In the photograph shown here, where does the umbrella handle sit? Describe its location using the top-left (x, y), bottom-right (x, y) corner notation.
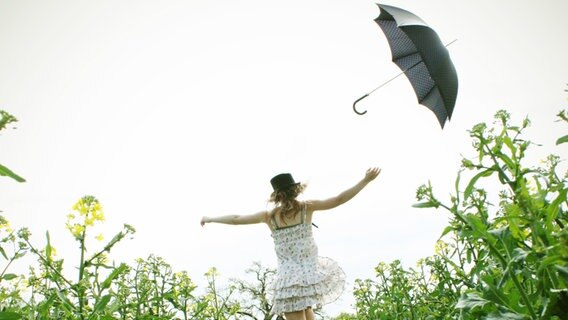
top-left (353, 94), bottom-right (370, 115)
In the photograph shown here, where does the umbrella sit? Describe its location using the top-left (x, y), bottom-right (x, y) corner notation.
top-left (353, 4), bottom-right (458, 128)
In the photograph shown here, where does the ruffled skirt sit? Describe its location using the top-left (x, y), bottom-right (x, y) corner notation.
top-left (270, 256), bottom-right (345, 314)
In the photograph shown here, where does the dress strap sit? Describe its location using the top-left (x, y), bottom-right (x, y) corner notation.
top-left (301, 202), bottom-right (307, 224)
top-left (270, 211), bottom-right (279, 229)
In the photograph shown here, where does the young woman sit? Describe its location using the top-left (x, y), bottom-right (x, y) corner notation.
top-left (200, 167), bottom-right (381, 320)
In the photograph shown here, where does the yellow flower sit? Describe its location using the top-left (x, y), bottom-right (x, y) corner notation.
top-left (85, 216), bottom-right (95, 226)
top-left (70, 224), bottom-right (85, 237)
top-left (95, 234), bottom-right (104, 241)
top-left (92, 208), bottom-right (105, 222)
top-left (72, 200), bottom-right (87, 215)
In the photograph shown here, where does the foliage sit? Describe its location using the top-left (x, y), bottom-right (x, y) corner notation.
top-left (350, 110), bottom-right (568, 320)
top-left (0, 198), bottom-right (286, 319)
top-left (351, 256), bottom-right (459, 320)
top-left (3, 108), bottom-right (567, 319)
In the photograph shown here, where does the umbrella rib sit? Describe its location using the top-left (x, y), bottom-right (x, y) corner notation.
top-left (393, 38), bottom-right (457, 63)
top-left (393, 50), bottom-right (421, 62)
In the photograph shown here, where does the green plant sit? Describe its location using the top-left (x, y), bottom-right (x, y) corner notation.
top-left (353, 110), bottom-right (568, 319)
top-left (7, 196), bottom-right (135, 319)
top-left (0, 196), bottom-right (253, 319)
top-left (421, 110), bottom-right (568, 319)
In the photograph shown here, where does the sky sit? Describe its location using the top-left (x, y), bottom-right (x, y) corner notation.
top-left (1, 0), bottom-right (567, 316)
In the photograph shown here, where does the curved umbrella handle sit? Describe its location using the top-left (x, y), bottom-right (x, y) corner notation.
top-left (353, 94), bottom-right (370, 115)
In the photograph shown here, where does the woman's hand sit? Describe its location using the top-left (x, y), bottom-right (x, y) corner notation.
top-left (200, 216), bottom-right (209, 227)
top-left (364, 167), bottom-right (381, 182)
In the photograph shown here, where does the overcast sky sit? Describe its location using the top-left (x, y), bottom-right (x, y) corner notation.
top-left (1, 0), bottom-right (567, 316)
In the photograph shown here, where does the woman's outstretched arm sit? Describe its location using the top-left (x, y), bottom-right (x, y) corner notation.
top-left (200, 211), bottom-right (268, 227)
top-left (309, 167), bottom-right (381, 212)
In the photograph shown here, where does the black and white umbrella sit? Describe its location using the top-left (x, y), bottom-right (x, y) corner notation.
top-left (354, 3), bottom-right (458, 128)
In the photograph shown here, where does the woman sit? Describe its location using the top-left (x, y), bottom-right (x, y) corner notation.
top-left (200, 167), bottom-right (381, 320)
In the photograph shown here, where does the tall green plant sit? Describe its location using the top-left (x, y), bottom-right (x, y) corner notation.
top-left (17, 196), bottom-right (135, 319)
top-left (0, 217), bottom-right (30, 320)
top-left (200, 267), bottom-right (240, 319)
top-left (352, 256), bottom-right (459, 320)
top-left (416, 110), bottom-right (567, 319)
top-left (352, 110), bottom-right (568, 320)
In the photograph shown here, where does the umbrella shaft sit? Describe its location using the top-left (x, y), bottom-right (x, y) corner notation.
top-left (368, 59), bottom-right (421, 95)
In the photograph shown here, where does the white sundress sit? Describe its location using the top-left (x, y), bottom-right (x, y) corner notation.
top-left (269, 203), bottom-right (346, 315)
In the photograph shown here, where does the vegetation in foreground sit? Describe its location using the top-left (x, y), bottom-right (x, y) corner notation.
top-left (1, 107), bottom-right (567, 319)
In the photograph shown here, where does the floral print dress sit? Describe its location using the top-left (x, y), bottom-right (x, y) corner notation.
top-left (269, 202), bottom-right (345, 315)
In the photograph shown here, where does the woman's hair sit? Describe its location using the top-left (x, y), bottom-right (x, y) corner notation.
top-left (269, 183), bottom-right (306, 224)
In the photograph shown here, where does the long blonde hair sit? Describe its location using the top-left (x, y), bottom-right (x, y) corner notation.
top-left (269, 183), bottom-right (306, 225)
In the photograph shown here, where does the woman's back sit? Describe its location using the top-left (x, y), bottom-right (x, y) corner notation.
top-left (271, 203), bottom-right (318, 264)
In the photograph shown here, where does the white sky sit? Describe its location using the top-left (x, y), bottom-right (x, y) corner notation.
top-left (1, 0), bottom-right (567, 316)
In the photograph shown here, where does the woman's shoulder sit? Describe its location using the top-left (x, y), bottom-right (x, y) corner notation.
top-left (266, 206), bottom-right (281, 219)
top-left (302, 200), bottom-right (314, 210)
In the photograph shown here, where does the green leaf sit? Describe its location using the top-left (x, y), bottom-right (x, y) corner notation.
top-left (484, 311), bottom-right (526, 320)
top-left (496, 152), bottom-right (516, 171)
top-left (0, 312), bottom-right (22, 320)
top-left (464, 168), bottom-right (495, 200)
top-left (488, 226), bottom-right (508, 239)
top-left (501, 205), bottom-right (523, 240)
top-left (546, 189), bottom-right (567, 229)
top-left (45, 231), bottom-right (52, 262)
top-left (90, 295), bottom-right (111, 317)
top-left (439, 226), bottom-right (454, 239)
top-left (465, 214), bottom-right (488, 234)
top-left (0, 246), bottom-right (7, 260)
top-left (37, 294), bottom-right (56, 316)
top-left (1, 273), bottom-right (18, 281)
top-left (556, 134), bottom-right (568, 145)
top-left (555, 265), bottom-right (568, 279)
top-left (503, 136), bottom-right (517, 155)
top-left (412, 201), bottom-right (439, 208)
top-left (455, 170), bottom-right (462, 204)
top-left (456, 292), bottom-right (491, 310)
top-left (480, 274), bottom-right (520, 313)
top-left (101, 263), bottom-right (127, 290)
top-left (55, 290), bottom-right (76, 312)
top-left (0, 164), bottom-right (25, 182)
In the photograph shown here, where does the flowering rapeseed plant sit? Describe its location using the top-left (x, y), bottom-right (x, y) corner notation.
top-left (66, 196), bottom-right (105, 240)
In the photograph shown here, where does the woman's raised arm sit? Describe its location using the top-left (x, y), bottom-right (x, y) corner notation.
top-left (309, 167), bottom-right (381, 212)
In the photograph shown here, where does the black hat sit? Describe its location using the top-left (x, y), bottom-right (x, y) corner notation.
top-left (270, 173), bottom-right (300, 192)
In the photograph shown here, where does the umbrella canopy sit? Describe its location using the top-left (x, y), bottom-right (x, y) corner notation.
top-left (355, 4), bottom-right (458, 128)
